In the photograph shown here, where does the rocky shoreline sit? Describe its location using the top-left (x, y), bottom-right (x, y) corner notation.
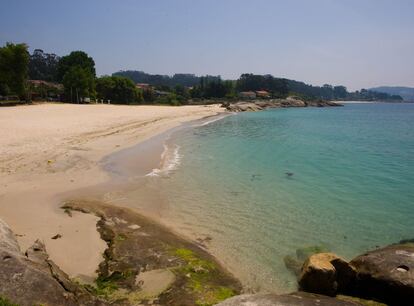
top-left (0, 201), bottom-right (241, 306)
top-left (223, 97), bottom-right (343, 112)
top-left (218, 242), bottom-right (414, 306)
top-left (2, 202), bottom-right (413, 306)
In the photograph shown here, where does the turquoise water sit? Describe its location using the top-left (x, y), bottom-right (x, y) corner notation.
top-left (156, 103), bottom-right (414, 292)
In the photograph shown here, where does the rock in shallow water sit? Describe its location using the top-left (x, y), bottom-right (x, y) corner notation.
top-left (299, 253), bottom-right (356, 296)
top-left (350, 243), bottom-right (414, 305)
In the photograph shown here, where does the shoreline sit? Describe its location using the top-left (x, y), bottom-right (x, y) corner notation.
top-left (0, 103), bottom-right (225, 282)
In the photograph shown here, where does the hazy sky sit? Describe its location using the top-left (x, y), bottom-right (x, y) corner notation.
top-left (1, 0), bottom-right (413, 90)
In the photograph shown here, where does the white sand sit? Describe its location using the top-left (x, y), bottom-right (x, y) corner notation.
top-left (0, 103), bottom-right (223, 281)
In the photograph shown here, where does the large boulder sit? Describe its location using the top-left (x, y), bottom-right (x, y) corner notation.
top-left (299, 253), bottom-right (356, 296)
top-left (350, 243), bottom-right (414, 305)
top-left (0, 218), bottom-right (105, 306)
top-left (215, 291), bottom-right (363, 306)
top-left (0, 218), bottom-right (20, 253)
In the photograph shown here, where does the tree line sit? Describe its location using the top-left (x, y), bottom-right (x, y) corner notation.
top-left (0, 42), bottom-right (403, 105)
top-left (0, 43), bottom-right (142, 104)
top-left (115, 70), bottom-right (403, 102)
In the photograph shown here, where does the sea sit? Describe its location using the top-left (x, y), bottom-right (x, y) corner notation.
top-left (110, 102), bottom-right (414, 293)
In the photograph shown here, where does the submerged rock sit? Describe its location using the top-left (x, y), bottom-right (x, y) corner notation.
top-left (284, 255), bottom-right (303, 277)
top-left (296, 245), bottom-right (330, 262)
top-left (216, 291), bottom-right (363, 306)
top-left (299, 253), bottom-right (356, 296)
top-left (284, 245), bottom-right (330, 277)
top-left (350, 243), bottom-right (414, 305)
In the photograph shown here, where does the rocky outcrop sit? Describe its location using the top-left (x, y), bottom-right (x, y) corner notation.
top-left (350, 243), bottom-right (414, 305)
top-left (224, 98), bottom-right (343, 112)
top-left (225, 102), bottom-right (265, 112)
top-left (215, 291), bottom-right (363, 306)
top-left (0, 218), bottom-right (105, 306)
top-left (299, 253), bottom-right (356, 296)
top-left (62, 200), bottom-right (242, 306)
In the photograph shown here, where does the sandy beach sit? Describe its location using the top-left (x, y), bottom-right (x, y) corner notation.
top-left (0, 103), bottom-right (224, 282)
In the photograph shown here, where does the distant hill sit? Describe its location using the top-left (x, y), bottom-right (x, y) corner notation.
top-left (370, 86), bottom-right (414, 102)
top-left (113, 70), bottom-right (403, 102)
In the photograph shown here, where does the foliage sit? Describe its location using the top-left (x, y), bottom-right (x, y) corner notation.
top-left (28, 49), bottom-right (60, 82)
top-left (286, 79), bottom-right (403, 101)
top-left (0, 296), bottom-right (19, 306)
top-left (0, 42), bottom-right (30, 97)
top-left (236, 73), bottom-right (288, 98)
top-left (191, 77), bottom-right (233, 99)
top-left (62, 66), bottom-right (95, 102)
top-left (57, 51), bottom-right (96, 102)
top-left (174, 248), bottom-right (236, 306)
top-left (156, 92), bottom-right (181, 105)
top-left (57, 51), bottom-right (96, 82)
top-left (113, 70), bottom-right (211, 87)
top-left (96, 75), bottom-right (143, 104)
top-left (28, 81), bottom-right (63, 101)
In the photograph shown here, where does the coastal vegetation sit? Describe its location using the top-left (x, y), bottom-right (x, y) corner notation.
top-left (0, 296), bottom-right (18, 306)
top-left (0, 42), bottom-right (403, 106)
top-left (0, 43), bottom-right (29, 100)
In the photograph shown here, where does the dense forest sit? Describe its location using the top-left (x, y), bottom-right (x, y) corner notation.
top-left (0, 42), bottom-right (403, 105)
top-left (114, 70), bottom-right (403, 102)
top-left (112, 70), bottom-right (212, 87)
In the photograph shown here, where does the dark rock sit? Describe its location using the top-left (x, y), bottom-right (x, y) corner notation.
top-left (398, 238), bottom-right (414, 244)
top-left (51, 234), bottom-right (62, 239)
top-left (299, 253), bottom-right (356, 296)
top-left (284, 255), bottom-right (303, 277)
top-left (350, 243), bottom-right (414, 305)
top-left (0, 218), bottom-right (105, 306)
top-left (216, 291), bottom-right (363, 305)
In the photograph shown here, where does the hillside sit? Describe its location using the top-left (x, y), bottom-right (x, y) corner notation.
top-left (370, 86), bottom-right (414, 102)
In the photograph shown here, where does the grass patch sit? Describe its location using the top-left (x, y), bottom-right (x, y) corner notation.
top-left (85, 269), bottom-right (138, 301)
top-left (195, 287), bottom-right (235, 306)
top-left (0, 296), bottom-right (19, 306)
top-left (174, 248), bottom-right (235, 305)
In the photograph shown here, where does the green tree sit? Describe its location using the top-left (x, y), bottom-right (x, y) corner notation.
top-left (57, 51), bottom-right (96, 82)
top-left (96, 76), bottom-right (143, 104)
top-left (28, 49), bottom-right (60, 82)
top-left (58, 51), bottom-right (96, 102)
top-left (0, 43), bottom-right (30, 97)
top-left (62, 66), bottom-right (95, 102)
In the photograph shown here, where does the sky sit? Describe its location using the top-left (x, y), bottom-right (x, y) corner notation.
top-left (1, 0), bottom-right (413, 90)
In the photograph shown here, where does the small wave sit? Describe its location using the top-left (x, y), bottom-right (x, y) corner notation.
top-left (198, 115), bottom-right (228, 126)
top-left (146, 144), bottom-right (181, 177)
